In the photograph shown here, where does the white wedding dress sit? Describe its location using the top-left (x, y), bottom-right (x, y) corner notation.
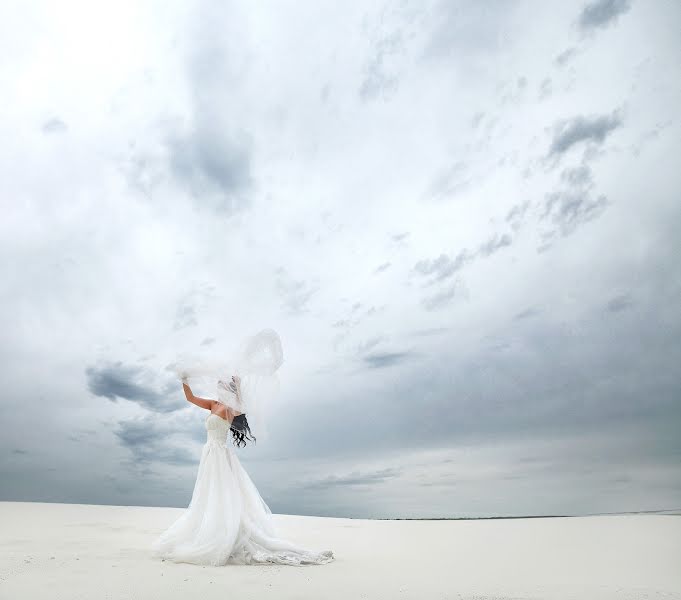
top-left (151, 413), bottom-right (334, 566)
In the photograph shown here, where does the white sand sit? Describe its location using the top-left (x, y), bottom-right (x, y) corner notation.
top-left (0, 501), bottom-right (679, 599)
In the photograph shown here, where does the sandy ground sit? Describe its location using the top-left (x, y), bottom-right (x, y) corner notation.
top-left (0, 501), bottom-right (679, 600)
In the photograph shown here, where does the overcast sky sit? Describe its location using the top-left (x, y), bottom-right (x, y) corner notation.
top-left (1, 0), bottom-right (680, 519)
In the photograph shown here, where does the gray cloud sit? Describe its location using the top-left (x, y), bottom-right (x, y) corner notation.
top-left (413, 230), bottom-right (512, 308)
top-left (275, 268), bottom-right (318, 316)
top-left (560, 164), bottom-right (593, 187)
top-left (513, 307), bottom-right (542, 320)
top-left (425, 161), bottom-right (473, 202)
top-left (269, 293), bottom-right (681, 475)
top-left (356, 336), bottom-right (385, 355)
top-left (421, 280), bottom-right (464, 311)
top-left (414, 230), bottom-right (513, 287)
top-left (423, 0), bottom-right (515, 64)
top-left (165, 124), bottom-right (253, 214)
top-left (174, 302), bottom-right (198, 330)
top-left (578, 0), bottom-right (632, 32)
top-left (86, 363), bottom-right (180, 413)
top-left (366, 305), bottom-right (387, 317)
top-left (548, 110), bottom-right (623, 158)
top-left (114, 416), bottom-right (197, 465)
top-left (300, 467), bottom-right (401, 491)
top-left (538, 77), bottom-right (553, 101)
top-left (120, 2), bottom-right (256, 214)
top-left (122, 128), bottom-right (253, 216)
top-left (554, 47), bottom-right (578, 67)
top-left (506, 200), bottom-right (531, 231)
top-left (413, 250), bottom-right (473, 284)
top-left (605, 293), bottom-right (634, 313)
top-left (41, 118), bottom-right (67, 134)
top-left (477, 233), bottom-right (513, 258)
top-left (332, 318), bottom-right (355, 329)
top-left (374, 262), bottom-right (391, 274)
top-left (359, 30), bottom-right (404, 102)
top-left (2, 0), bottom-right (680, 519)
top-left (363, 351), bottom-right (416, 369)
top-left (541, 189), bottom-right (608, 240)
top-left (540, 164), bottom-right (609, 241)
top-left (409, 327), bottom-right (450, 337)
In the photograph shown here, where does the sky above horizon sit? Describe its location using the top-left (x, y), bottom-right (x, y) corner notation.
top-left (1, 0), bottom-right (680, 518)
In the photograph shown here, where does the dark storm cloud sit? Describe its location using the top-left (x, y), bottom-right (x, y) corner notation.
top-left (363, 351), bottom-right (416, 369)
top-left (86, 362), bottom-right (181, 413)
top-left (548, 110), bottom-right (623, 158)
top-left (300, 467), bottom-right (401, 490)
top-left (578, 0), bottom-right (632, 32)
top-left (41, 118), bottom-right (67, 134)
top-left (114, 416), bottom-right (197, 465)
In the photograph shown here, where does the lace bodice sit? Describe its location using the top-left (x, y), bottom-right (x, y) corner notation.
top-left (206, 413), bottom-right (231, 446)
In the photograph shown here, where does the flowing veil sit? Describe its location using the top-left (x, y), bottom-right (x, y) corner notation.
top-left (166, 328), bottom-right (284, 441)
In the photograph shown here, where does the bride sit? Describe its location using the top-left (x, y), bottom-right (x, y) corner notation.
top-left (151, 331), bottom-right (334, 567)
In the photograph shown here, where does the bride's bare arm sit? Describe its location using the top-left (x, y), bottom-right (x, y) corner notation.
top-left (182, 382), bottom-right (214, 411)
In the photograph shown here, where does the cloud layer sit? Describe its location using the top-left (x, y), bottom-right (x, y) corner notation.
top-left (1, 0), bottom-right (680, 518)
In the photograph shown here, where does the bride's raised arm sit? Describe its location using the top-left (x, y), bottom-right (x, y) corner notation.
top-left (182, 381), bottom-right (214, 411)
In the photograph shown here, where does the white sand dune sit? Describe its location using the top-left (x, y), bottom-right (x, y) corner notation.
top-left (1, 501), bottom-right (679, 599)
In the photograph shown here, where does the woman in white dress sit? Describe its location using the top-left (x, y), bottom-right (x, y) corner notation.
top-left (151, 357), bottom-right (335, 567)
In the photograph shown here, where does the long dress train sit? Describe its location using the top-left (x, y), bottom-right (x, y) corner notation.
top-left (151, 413), bottom-right (334, 566)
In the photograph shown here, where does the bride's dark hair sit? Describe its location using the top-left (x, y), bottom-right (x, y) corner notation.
top-left (230, 414), bottom-right (256, 447)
